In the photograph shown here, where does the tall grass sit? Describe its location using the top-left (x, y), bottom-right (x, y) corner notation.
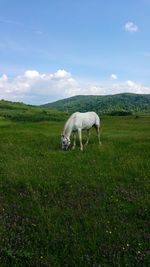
top-left (0, 116), bottom-right (150, 267)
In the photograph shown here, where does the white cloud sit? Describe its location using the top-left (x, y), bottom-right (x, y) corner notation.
top-left (110, 74), bottom-right (118, 80)
top-left (0, 70), bottom-right (150, 104)
top-left (0, 74), bottom-right (8, 82)
top-left (125, 80), bottom-right (148, 94)
top-left (124, 21), bottom-right (138, 32)
top-left (0, 69), bottom-right (81, 104)
top-left (24, 70), bottom-right (40, 79)
top-left (53, 69), bottom-right (71, 79)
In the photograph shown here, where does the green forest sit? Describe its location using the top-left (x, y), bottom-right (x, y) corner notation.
top-left (42, 93), bottom-right (150, 115)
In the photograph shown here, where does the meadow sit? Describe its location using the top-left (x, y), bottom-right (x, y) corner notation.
top-left (0, 114), bottom-right (150, 267)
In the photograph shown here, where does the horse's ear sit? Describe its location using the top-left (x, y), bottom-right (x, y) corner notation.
top-left (61, 134), bottom-right (64, 137)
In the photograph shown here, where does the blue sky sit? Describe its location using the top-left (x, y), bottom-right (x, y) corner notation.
top-left (0, 0), bottom-right (150, 104)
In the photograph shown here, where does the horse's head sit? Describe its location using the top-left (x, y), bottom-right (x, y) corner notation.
top-left (61, 134), bottom-right (71, 150)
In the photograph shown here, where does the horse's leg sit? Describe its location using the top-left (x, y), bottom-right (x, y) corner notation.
top-left (95, 124), bottom-right (101, 145)
top-left (85, 129), bottom-right (90, 146)
top-left (72, 132), bottom-right (76, 150)
top-left (78, 129), bottom-right (83, 151)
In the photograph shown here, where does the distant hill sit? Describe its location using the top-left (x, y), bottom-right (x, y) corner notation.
top-left (42, 93), bottom-right (150, 114)
top-left (0, 100), bottom-right (67, 122)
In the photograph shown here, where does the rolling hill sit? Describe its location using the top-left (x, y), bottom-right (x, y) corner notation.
top-left (42, 93), bottom-right (150, 114)
top-left (0, 100), bottom-right (67, 122)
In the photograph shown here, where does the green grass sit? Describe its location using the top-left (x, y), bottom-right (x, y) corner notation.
top-left (0, 116), bottom-right (150, 267)
top-left (0, 99), bottom-right (68, 122)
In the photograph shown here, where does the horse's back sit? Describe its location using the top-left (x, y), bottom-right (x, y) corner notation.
top-left (72, 111), bottom-right (100, 130)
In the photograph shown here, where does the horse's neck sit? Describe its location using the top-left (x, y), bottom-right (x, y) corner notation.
top-left (63, 119), bottom-right (73, 138)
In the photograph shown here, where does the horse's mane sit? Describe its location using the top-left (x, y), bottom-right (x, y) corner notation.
top-left (64, 112), bottom-right (79, 134)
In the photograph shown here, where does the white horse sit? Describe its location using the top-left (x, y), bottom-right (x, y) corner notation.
top-left (61, 111), bottom-right (101, 151)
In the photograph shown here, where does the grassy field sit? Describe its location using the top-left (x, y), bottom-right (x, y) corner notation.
top-left (0, 115), bottom-right (150, 267)
top-left (0, 100), bottom-right (68, 122)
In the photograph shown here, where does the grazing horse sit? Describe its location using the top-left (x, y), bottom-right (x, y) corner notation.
top-left (61, 111), bottom-right (101, 151)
